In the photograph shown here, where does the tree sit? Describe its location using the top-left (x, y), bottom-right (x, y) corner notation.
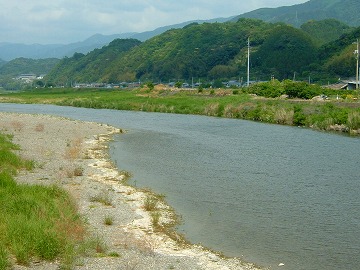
top-left (253, 25), bottom-right (317, 79)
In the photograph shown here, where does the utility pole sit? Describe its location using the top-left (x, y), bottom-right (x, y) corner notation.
top-left (357, 39), bottom-right (359, 90)
top-left (247, 37), bottom-right (250, 87)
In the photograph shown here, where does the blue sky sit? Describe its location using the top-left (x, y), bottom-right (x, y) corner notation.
top-left (0, 0), bottom-right (308, 44)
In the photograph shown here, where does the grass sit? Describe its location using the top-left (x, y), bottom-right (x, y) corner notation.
top-left (65, 138), bottom-right (83, 160)
top-left (143, 195), bottom-right (158, 211)
top-left (150, 212), bottom-right (161, 229)
top-left (0, 132), bottom-right (88, 269)
top-left (1, 87), bottom-right (360, 135)
top-left (104, 215), bottom-right (114, 226)
top-left (89, 190), bottom-right (113, 206)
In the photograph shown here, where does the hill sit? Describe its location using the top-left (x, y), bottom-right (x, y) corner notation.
top-left (0, 34), bottom-right (133, 61)
top-left (0, 59), bottom-right (6, 68)
top-left (44, 17), bottom-right (360, 86)
top-left (0, 58), bottom-right (60, 90)
top-left (45, 19), bottom-right (321, 85)
top-left (0, 58), bottom-right (59, 77)
top-left (0, 18), bottom-right (233, 61)
top-left (233, 0), bottom-right (360, 27)
top-left (45, 39), bottom-right (141, 86)
top-left (300, 19), bottom-right (353, 46)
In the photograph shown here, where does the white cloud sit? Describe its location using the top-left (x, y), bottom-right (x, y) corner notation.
top-left (0, 0), bottom-right (308, 44)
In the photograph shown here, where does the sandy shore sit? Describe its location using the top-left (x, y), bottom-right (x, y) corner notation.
top-left (0, 112), bottom-right (261, 270)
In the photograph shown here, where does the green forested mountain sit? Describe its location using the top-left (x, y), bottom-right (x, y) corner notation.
top-left (0, 57), bottom-right (60, 90)
top-left (0, 58), bottom-right (59, 77)
top-left (251, 25), bottom-right (317, 79)
top-left (317, 27), bottom-right (360, 78)
top-left (46, 39), bottom-right (141, 85)
top-left (0, 59), bottom-right (6, 68)
top-left (44, 17), bottom-right (358, 86)
top-left (300, 19), bottom-right (353, 46)
top-left (234, 0), bottom-right (360, 27)
top-left (45, 19), bottom-right (314, 85)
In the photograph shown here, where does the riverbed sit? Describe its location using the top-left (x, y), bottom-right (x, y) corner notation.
top-left (1, 103), bottom-right (359, 270)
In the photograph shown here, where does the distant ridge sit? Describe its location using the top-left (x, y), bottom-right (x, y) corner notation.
top-left (0, 17), bottom-right (233, 61)
top-left (232, 0), bottom-right (360, 27)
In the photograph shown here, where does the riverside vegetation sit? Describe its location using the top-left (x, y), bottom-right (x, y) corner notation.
top-left (0, 132), bottom-right (109, 270)
top-left (1, 80), bottom-right (360, 135)
top-left (0, 133), bottom-right (79, 269)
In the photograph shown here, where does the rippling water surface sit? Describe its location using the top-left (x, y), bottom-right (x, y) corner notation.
top-left (1, 103), bottom-right (359, 270)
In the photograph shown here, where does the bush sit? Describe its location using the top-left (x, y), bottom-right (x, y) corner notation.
top-left (248, 80), bottom-right (284, 98)
top-left (293, 105), bottom-right (306, 126)
top-left (284, 80), bottom-right (320, 99)
top-left (143, 195), bottom-right (157, 211)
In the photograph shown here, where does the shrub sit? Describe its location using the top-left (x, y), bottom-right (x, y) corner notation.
top-left (143, 195), bottom-right (157, 211)
top-left (293, 105), bottom-right (306, 126)
top-left (74, 166), bottom-right (84, 176)
top-left (104, 215), bottom-right (114, 226)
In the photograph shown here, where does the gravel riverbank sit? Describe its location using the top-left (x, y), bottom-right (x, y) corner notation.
top-left (0, 112), bottom-right (262, 270)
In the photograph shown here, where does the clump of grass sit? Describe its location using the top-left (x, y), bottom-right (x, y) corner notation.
top-left (104, 215), bottom-right (114, 226)
top-left (150, 211), bottom-right (161, 229)
top-left (348, 111), bottom-right (360, 131)
top-left (64, 138), bottom-right (83, 159)
top-left (74, 166), bottom-right (84, 176)
top-left (63, 166), bottom-right (84, 178)
top-left (93, 235), bottom-right (108, 254)
top-left (34, 123), bottom-right (45, 132)
top-left (89, 190), bottom-right (113, 206)
top-left (76, 235), bottom-right (108, 258)
top-left (10, 121), bottom-right (24, 131)
top-left (108, 251), bottom-right (120, 257)
top-left (119, 170), bottom-right (132, 181)
top-left (143, 195), bottom-right (158, 211)
top-left (0, 132), bottom-right (88, 268)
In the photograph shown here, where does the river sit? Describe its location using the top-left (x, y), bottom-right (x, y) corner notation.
top-left (1, 103), bottom-right (359, 270)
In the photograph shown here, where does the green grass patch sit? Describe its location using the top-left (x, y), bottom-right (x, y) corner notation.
top-left (1, 87), bottom-right (360, 134)
top-left (0, 132), bottom-right (88, 269)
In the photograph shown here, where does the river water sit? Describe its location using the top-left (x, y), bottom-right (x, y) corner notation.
top-left (1, 103), bottom-right (359, 270)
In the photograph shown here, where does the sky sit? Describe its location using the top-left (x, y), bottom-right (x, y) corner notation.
top-left (0, 0), bottom-right (308, 45)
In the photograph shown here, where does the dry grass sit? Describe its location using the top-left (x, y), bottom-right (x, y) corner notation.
top-left (204, 103), bottom-right (220, 116)
top-left (274, 108), bottom-right (294, 125)
top-left (34, 123), bottom-right (45, 132)
top-left (73, 166), bottom-right (84, 176)
top-left (143, 195), bottom-right (158, 211)
top-left (10, 121), bottom-right (24, 131)
top-left (65, 138), bottom-right (83, 159)
top-left (89, 190), bottom-right (113, 206)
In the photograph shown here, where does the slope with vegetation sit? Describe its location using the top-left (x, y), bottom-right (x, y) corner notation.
top-left (43, 17), bottom-right (360, 86)
top-left (234, 0), bottom-right (360, 28)
top-left (0, 133), bottom-right (84, 269)
top-left (45, 38), bottom-right (141, 86)
top-left (300, 19), bottom-right (353, 46)
top-left (0, 58), bottom-right (59, 90)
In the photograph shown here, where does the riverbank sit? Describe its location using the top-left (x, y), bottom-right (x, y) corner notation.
top-left (0, 112), bottom-right (261, 270)
top-left (1, 87), bottom-right (360, 136)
